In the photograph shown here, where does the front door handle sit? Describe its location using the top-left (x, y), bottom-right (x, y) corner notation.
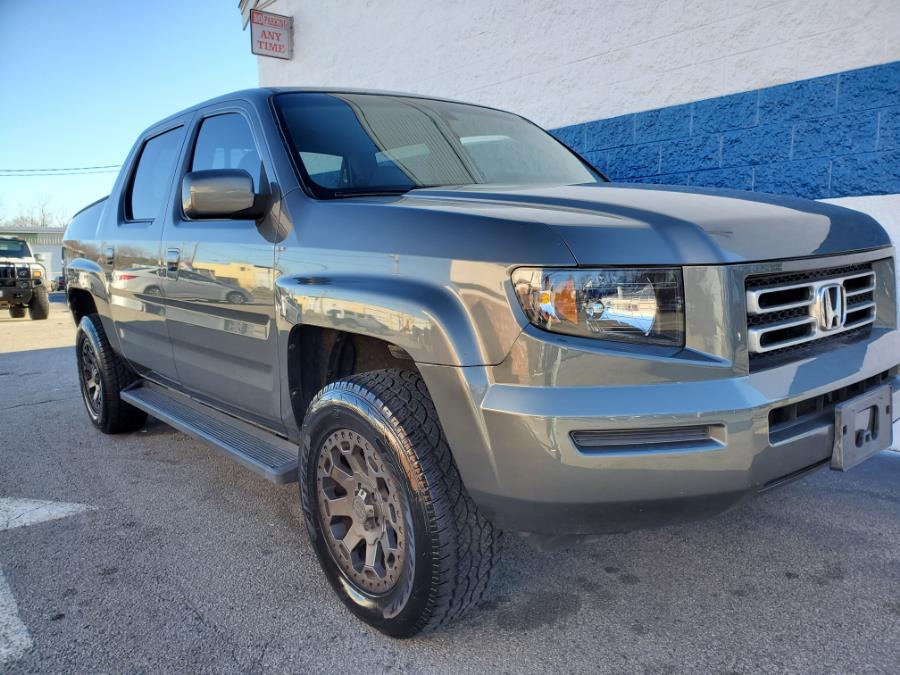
top-left (166, 248), bottom-right (180, 276)
top-left (105, 246), bottom-right (115, 266)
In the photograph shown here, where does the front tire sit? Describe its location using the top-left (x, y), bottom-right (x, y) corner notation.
top-left (28, 285), bottom-right (50, 320)
top-left (299, 369), bottom-right (499, 638)
top-left (9, 305), bottom-right (26, 319)
top-left (76, 314), bottom-right (147, 434)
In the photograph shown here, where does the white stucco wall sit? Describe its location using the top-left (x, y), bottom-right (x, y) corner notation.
top-left (257, 0), bottom-right (900, 128)
top-left (823, 195), bottom-right (900, 299)
top-left (830, 195), bottom-right (900, 451)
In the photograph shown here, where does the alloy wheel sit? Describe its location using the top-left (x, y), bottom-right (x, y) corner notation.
top-left (316, 428), bottom-right (410, 594)
top-left (79, 339), bottom-right (103, 417)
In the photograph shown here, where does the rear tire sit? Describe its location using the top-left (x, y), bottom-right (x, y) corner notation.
top-left (28, 286), bottom-right (50, 320)
top-left (299, 369), bottom-right (500, 638)
top-left (76, 314), bottom-right (147, 434)
top-left (9, 305), bottom-right (26, 319)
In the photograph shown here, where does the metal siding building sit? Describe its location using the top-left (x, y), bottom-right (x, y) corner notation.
top-left (0, 227), bottom-right (65, 278)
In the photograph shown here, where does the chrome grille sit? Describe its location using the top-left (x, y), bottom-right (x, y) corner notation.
top-left (746, 262), bottom-right (876, 360)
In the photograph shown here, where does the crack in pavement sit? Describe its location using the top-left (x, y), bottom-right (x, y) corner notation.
top-left (0, 398), bottom-right (69, 412)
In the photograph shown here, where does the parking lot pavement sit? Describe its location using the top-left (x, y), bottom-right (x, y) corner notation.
top-left (1, 296), bottom-right (898, 674)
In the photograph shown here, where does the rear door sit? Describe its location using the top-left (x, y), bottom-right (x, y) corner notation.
top-left (161, 105), bottom-right (281, 429)
top-left (107, 121), bottom-right (188, 382)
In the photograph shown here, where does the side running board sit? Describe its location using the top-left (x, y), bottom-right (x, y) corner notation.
top-left (121, 381), bottom-right (298, 483)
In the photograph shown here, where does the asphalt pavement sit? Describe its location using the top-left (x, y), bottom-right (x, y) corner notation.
top-left (1, 296), bottom-right (898, 674)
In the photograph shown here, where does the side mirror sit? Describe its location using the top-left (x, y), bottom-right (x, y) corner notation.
top-left (181, 169), bottom-right (265, 220)
top-left (35, 253), bottom-right (47, 263)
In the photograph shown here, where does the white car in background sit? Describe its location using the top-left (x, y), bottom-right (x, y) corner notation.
top-left (111, 265), bottom-right (252, 304)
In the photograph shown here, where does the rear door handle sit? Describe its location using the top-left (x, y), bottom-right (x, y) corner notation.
top-left (166, 248), bottom-right (180, 277)
top-left (105, 246), bottom-right (114, 266)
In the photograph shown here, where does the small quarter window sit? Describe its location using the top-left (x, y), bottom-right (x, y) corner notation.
top-left (191, 114), bottom-right (262, 189)
top-left (127, 128), bottom-right (183, 221)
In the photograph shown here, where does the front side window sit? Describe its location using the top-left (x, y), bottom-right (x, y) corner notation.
top-left (127, 127), bottom-right (184, 220)
top-left (275, 93), bottom-right (601, 198)
top-left (191, 113), bottom-right (262, 190)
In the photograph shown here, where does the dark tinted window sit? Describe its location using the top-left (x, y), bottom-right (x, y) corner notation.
top-left (191, 114), bottom-right (262, 189)
top-left (127, 128), bottom-right (183, 220)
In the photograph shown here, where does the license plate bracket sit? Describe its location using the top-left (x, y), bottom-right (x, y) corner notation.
top-left (832, 384), bottom-right (893, 471)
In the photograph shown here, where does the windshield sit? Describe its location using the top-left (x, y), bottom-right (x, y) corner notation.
top-left (275, 92), bottom-right (601, 198)
top-left (0, 239), bottom-right (31, 258)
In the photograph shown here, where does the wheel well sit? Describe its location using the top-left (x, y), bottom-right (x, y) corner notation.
top-left (68, 288), bottom-right (97, 324)
top-left (288, 326), bottom-right (419, 426)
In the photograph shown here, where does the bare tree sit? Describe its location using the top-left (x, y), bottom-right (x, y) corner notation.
top-left (33, 194), bottom-right (53, 228)
top-left (3, 197), bottom-right (67, 229)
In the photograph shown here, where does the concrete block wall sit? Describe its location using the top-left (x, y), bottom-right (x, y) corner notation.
top-left (551, 61), bottom-right (900, 199)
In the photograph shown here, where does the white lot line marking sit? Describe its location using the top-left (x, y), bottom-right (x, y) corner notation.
top-left (0, 498), bottom-right (95, 664)
top-left (0, 571), bottom-right (30, 664)
top-left (0, 499), bottom-right (94, 532)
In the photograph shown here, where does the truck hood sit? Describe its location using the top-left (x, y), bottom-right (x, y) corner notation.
top-left (0, 256), bottom-right (37, 265)
top-left (405, 183), bottom-right (891, 265)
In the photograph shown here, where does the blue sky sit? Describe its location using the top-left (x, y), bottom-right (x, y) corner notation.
top-left (0, 0), bottom-right (258, 223)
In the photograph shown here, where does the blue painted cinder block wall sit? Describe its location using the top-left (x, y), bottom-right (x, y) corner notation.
top-left (550, 61), bottom-right (900, 199)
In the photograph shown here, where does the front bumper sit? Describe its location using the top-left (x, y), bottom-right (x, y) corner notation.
top-left (0, 285), bottom-right (34, 306)
top-left (420, 307), bottom-right (900, 536)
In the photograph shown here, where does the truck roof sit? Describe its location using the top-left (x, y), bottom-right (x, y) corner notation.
top-left (146, 87), bottom-right (483, 133)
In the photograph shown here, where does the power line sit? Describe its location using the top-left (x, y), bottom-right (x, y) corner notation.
top-left (0, 164), bottom-right (121, 172)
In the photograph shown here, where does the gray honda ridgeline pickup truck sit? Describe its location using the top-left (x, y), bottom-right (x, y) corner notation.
top-left (64, 89), bottom-right (899, 637)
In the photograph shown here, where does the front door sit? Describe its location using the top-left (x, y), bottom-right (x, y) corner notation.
top-left (161, 107), bottom-right (281, 429)
top-left (108, 121), bottom-right (187, 383)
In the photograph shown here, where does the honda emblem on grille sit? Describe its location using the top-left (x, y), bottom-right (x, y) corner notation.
top-left (816, 283), bottom-right (846, 331)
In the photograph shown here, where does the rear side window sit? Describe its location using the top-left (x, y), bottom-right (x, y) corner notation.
top-left (191, 113), bottom-right (262, 189)
top-left (127, 128), bottom-right (184, 220)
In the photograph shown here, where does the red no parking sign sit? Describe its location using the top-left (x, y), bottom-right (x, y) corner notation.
top-left (250, 9), bottom-right (292, 60)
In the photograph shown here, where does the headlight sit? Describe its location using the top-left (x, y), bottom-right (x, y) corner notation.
top-left (16, 267), bottom-right (29, 278)
top-left (512, 267), bottom-right (685, 346)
